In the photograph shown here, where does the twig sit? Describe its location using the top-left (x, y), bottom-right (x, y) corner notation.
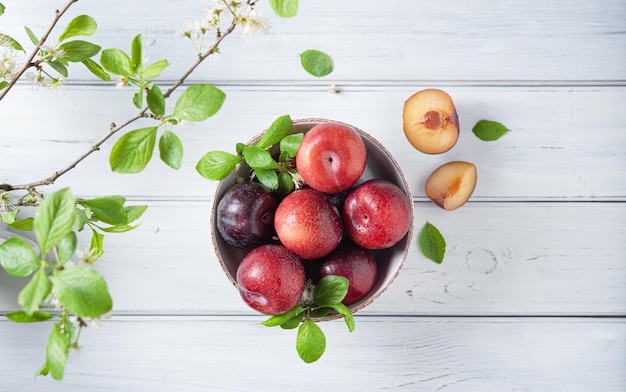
top-left (0, 0), bottom-right (78, 101)
top-left (1, 15), bottom-right (240, 193)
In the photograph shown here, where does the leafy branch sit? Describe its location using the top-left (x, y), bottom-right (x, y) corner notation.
top-left (262, 275), bottom-right (355, 363)
top-left (0, 0), bottom-right (287, 381)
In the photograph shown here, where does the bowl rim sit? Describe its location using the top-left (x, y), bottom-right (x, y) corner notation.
top-left (211, 118), bottom-right (414, 320)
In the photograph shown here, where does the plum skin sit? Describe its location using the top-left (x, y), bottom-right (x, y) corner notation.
top-left (342, 179), bottom-right (412, 250)
top-left (274, 188), bottom-right (343, 260)
top-left (314, 243), bottom-right (378, 305)
top-left (216, 182), bottom-right (278, 248)
top-left (236, 244), bottom-right (306, 315)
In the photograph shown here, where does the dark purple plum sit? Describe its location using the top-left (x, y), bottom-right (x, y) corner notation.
top-left (312, 242), bottom-right (378, 305)
top-left (216, 182), bottom-right (278, 248)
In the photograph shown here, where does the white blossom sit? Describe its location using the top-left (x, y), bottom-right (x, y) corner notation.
top-left (237, 5), bottom-right (271, 35)
top-left (0, 48), bottom-right (18, 81)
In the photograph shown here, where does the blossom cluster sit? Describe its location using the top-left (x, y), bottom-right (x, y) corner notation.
top-left (176, 0), bottom-right (271, 52)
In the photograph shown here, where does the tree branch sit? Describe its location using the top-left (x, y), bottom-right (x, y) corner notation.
top-left (0, 0), bottom-right (79, 102)
top-left (1, 14), bottom-right (242, 194)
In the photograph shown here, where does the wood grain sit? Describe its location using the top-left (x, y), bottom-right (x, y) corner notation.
top-left (0, 0), bottom-right (624, 390)
top-left (2, 86), bottom-right (625, 200)
top-left (1, 316), bottom-right (624, 391)
top-left (1, 0), bottom-right (624, 82)
top-left (2, 202), bottom-right (624, 316)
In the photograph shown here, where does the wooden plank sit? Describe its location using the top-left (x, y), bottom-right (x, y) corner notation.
top-left (2, 202), bottom-right (624, 315)
top-left (1, 1), bottom-right (624, 82)
top-left (2, 86), bottom-right (625, 200)
top-left (0, 316), bottom-right (624, 391)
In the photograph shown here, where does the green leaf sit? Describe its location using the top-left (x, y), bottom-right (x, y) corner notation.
top-left (0, 237), bottom-right (40, 277)
top-left (56, 231), bottom-right (77, 265)
top-left (59, 15), bottom-right (97, 42)
top-left (419, 221), bottom-right (446, 264)
top-left (278, 171), bottom-right (294, 194)
top-left (159, 130), bottom-right (183, 170)
top-left (1, 209), bottom-right (17, 224)
top-left (74, 208), bottom-right (90, 231)
top-left (110, 127), bottom-right (157, 173)
top-left (125, 205), bottom-right (147, 223)
top-left (8, 217), bottom-right (34, 231)
top-left (296, 318), bottom-right (326, 363)
top-left (133, 90), bottom-right (143, 109)
top-left (280, 133), bottom-right (303, 159)
top-left (313, 307), bottom-right (331, 318)
top-left (53, 266), bottom-right (113, 318)
top-left (89, 229), bottom-right (104, 260)
top-left (0, 81), bottom-right (8, 91)
top-left (98, 223), bottom-right (138, 233)
top-left (300, 49), bottom-right (333, 77)
top-left (141, 59), bottom-right (169, 78)
top-left (235, 142), bottom-right (246, 155)
top-left (330, 303), bottom-right (355, 332)
top-left (24, 26), bottom-right (39, 45)
top-left (78, 196), bottom-right (127, 225)
top-left (18, 268), bottom-right (52, 316)
top-left (0, 33), bottom-right (24, 52)
top-left (58, 40), bottom-right (101, 62)
top-left (35, 363), bottom-right (50, 378)
top-left (100, 48), bottom-right (133, 77)
top-left (47, 60), bottom-right (68, 77)
top-left (257, 115), bottom-right (292, 149)
top-left (269, 0), bottom-right (298, 17)
top-left (131, 34), bottom-right (142, 74)
top-left (472, 119), bottom-right (510, 141)
top-left (313, 275), bottom-right (349, 307)
top-left (243, 145), bottom-right (280, 170)
top-left (0, 4), bottom-right (4, 16)
top-left (147, 85), bottom-right (165, 116)
top-left (196, 151), bottom-right (242, 180)
top-left (46, 322), bottom-right (70, 381)
top-left (5, 310), bottom-right (53, 323)
top-left (82, 59), bottom-right (110, 81)
top-left (280, 313), bottom-right (304, 330)
top-left (173, 84), bottom-right (225, 122)
top-left (255, 169), bottom-right (279, 190)
top-left (262, 306), bottom-right (305, 327)
top-left (34, 187), bottom-right (76, 255)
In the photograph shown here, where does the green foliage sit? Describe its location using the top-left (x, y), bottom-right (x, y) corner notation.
top-left (269, 0), bottom-right (298, 18)
top-left (34, 187), bottom-right (76, 255)
top-left (300, 49), bottom-right (333, 77)
top-left (195, 115), bottom-right (301, 191)
top-left (419, 221), bottom-right (446, 264)
top-left (18, 268), bottom-right (52, 316)
top-left (5, 310), bottom-right (53, 323)
top-left (0, 237), bottom-right (40, 277)
top-left (109, 127), bottom-right (157, 173)
top-left (297, 318), bottom-right (326, 363)
top-left (45, 322), bottom-right (71, 380)
top-left (54, 266), bottom-right (113, 318)
top-left (173, 84), bottom-right (226, 122)
top-left (147, 85), bottom-right (165, 116)
top-left (58, 15), bottom-right (97, 42)
top-left (196, 151), bottom-right (242, 180)
top-left (0, 3), bottom-right (5, 16)
top-left (262, 275), bottom-right (353, 363)
top-left (159, 130), bottom-right (183, 170)
top-left (0, 33), bottom-right (25, 52)
top-left (472, 119), bottom-right (510, 141)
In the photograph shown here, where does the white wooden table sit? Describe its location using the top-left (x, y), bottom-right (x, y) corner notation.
top-left (1, 1), bottom-right (625, 390)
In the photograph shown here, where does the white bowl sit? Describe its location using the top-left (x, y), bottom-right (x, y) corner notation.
top-left (211, 118), bottom-right (414, 319)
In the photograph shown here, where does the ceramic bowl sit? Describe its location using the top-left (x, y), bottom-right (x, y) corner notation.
top-left (211, 118), bottom-right (414, 319)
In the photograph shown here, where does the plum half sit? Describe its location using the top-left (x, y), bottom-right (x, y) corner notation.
top-left (425, 161), bottom-right (477, 210)
top-left (402, 89), bottom-right (460, 154)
